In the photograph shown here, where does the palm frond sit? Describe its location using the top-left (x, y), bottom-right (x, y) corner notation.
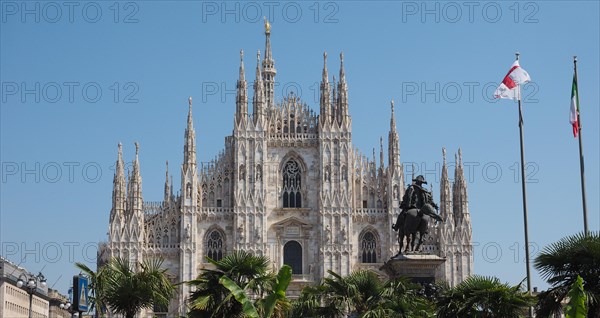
top-left (534, 232), bottom-right (600, 317)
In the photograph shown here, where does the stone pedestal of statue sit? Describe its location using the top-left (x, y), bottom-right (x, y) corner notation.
top-left (380, 253), bottom-right (446, 284)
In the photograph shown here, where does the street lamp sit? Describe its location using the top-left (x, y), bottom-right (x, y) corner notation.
top-left (16, 272), bottom-right (47, 318)
top-left (60, 286), bottom-right (80, 318)
top-left (60, 301), bottom-right (80, 317)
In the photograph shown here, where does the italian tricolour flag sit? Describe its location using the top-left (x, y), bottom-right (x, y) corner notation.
top-left (570, 74), bottom-right (580, 138)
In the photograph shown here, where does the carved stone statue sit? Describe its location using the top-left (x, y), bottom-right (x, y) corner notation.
top-left (239, 164), bottom-right (246, 180)
top-left (324, 224), bottom-right (331, 243)
top-left (238, 223), bottom-right (245, 242)
top-left (256, 165), bottom-right (262, 181)
top-left (255, 227), bottom-right (261, 240)
top-left (392, 175), bottom-right (443, 255)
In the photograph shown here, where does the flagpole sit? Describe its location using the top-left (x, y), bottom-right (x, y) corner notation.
top-left (574, 56), bottom-right (589, 234)
top-left (515, 52), bottom-right (533, 318)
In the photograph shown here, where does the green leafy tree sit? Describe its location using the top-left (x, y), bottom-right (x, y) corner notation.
top-left (76, 258), bottom-right (175, 318)
top-left (436, 275), bottom-right (535, 318)
top-left (534, 232), bottom-right (600, 318)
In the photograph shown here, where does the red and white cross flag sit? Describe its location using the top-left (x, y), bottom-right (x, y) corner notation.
top-left (494, 60), bottom-right (531, 100)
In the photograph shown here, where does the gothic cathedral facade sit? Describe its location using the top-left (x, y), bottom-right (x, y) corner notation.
top-left (100, 25), bottom-right (473, 317)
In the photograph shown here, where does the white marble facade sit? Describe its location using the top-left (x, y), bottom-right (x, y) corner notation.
top-left (99, 25), bottom-right (473, 317)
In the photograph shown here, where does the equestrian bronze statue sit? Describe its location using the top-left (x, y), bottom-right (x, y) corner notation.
top-left (392, 175), bottom-right (443, 255)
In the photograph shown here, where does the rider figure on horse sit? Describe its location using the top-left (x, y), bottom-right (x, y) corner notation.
top-left (392, 175), bottom-right (442, 231)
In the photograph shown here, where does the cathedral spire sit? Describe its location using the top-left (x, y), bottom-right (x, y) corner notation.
top-left (253, 50), bottom-right (265, 123)
top-left (453, 148), bottom-right (470, 226)
top-left (322, 51), bottom-right (329, 81)
top-left (132, 142), bottom-right (141, 185)
top-left (262, 18), bottom-right (276, 108)
top-left (115, 142), bottom-right (125, 186)
top-left (239, 49), bottom-right (245, 80)
top-left (183, 97), bottom-right (197, 173)
top-left (339, 52), bottom-right (346, 83)
top-left (125, 142), bottom-right (144, 251)
top-left (388, 100), bottom-right (401, 169)
top-left (263, 17), bottom-right (272, 59)
top-left (170, 175), bottom-right (174, 199)
top-left (332, 75), bottom-right (338, 123)
top-left (337, 52), bottom-right (349, 125)
top-left (256, 50), bottom-right (262, 78)
top-left (379, 137), bottom-right (384, 170)
top-left (440, 147), bottom-right (453, 221)
top-left (164, 160), bottom-right (171, 203)
top-left (127, 142), bottom-right (142, 215)
top-left (320, 51), bottom-right (331, 126)
top-left (187, 96), bottom-right (193, 128)
top-left (236, 49), bottom-right (248, 125)
top-left (372, 147), bottom-right (376, 172)
top-left (390, 99), bottom-right (396, 130)
top-left (117, 142), bottom-right (124, 172)
top-left (110, 143), bottom-right (126, 224)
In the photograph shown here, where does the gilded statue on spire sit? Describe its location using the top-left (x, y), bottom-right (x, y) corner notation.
top-left (264, 17), bottom-right (271, 34)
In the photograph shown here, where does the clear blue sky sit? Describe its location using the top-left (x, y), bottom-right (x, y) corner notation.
top-left (1, 1), bottom-right (599, 294)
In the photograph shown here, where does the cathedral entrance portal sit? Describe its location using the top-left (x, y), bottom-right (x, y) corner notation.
top-left (283, 240), bottom-right (302, 274)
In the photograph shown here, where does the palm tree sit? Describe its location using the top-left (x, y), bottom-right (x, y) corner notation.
top-left (290, 270), bottom-right (433, 318)
top-left (344, 270), bottom-right (385, 316)
top-left (436, 275), bottom-right (535, 318)
top-left (219, 264), bottom-right (293, 318)
top-left (314, 270), bottom-right (356, 317)
top-left (75, 262), bottom-right (108, 317)
top-left (187, 251), bottom-right (273, 317)
top-left (379, 277), bottom-right (435, 317)
top-left (289, 284), bottom-right (331, 317)
top-left (77, 257), bottom-right (175, 318)
top-left (534, 232), bottom-right (600, 318)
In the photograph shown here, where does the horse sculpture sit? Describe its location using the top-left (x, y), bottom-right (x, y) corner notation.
top-left (396, 203), bottom-right (442, 255)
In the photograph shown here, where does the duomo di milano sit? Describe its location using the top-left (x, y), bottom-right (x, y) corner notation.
top-left (99, 22), bottom-right (473, 316)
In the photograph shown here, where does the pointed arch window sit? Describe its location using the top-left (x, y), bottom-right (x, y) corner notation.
top-left (201, 184), bottom-right (208, 206)
top-left (361, 231), bottom-right (377, 263)
top-left (284, 240), bottom-right (302, 274)
top-left (206, 230), bottom-right (224, 261)
top-left (283, 160), bottom-right (301, 208)
top-left (170, 225), bottom-right (177, 243)
top-left (162, 228), bottom-right (169, 245)
top-left (209, 191), bottom-right (215, 206)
